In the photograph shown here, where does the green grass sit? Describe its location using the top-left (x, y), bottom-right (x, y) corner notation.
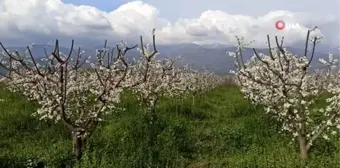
top-left (0, 85), bottom-right (339, 168)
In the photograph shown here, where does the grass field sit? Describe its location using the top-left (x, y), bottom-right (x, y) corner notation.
top-left (0, 84), bottom-right (339, 167)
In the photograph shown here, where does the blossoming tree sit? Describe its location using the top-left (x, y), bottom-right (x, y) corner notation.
top-left (126, 34), bottom-right (204, 115)
top-left (0, 36), bottom-right (148, 159)
top-left (128, 44), bottom-right (223, 115)
top-left (229, 28), bottom-right (340, 159)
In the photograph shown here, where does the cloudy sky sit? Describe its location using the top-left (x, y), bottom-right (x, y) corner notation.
top-left (0, 0), bottom-right (339, 47)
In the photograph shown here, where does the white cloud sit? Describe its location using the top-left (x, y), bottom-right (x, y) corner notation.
top-left (0, 0), bottom-right (338, 48)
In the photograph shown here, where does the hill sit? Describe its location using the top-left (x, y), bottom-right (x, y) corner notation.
top-left (0, 43), bottom-right (335, 76)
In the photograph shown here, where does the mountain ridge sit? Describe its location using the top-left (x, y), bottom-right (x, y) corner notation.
top-left (0, 43), bottom-right (337, 75)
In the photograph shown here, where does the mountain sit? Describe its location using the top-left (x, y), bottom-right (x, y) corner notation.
top-left (0, 43), bottom-right (337, 76)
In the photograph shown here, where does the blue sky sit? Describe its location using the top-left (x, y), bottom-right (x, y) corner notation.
top-left (62, 0), bottom-right (124, 12)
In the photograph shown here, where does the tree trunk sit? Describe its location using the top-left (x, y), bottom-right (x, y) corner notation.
top-left (298, 135), bottom-right (308, 159)
top-left (72, 132), bottom-right (87, 160)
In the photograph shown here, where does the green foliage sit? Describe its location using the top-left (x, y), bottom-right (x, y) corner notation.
top-left (0, 85), bottom-right (338, 167)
